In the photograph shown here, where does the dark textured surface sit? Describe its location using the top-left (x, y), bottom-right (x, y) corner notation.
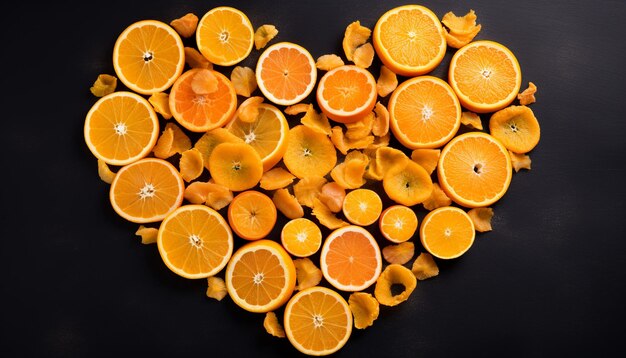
top-left (2, 1), bottom-right (625, 356)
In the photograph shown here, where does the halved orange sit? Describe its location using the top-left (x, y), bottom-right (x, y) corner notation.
top-left (225, 239), bottom-right (296, 313)
top-left (420, 206), bottom-right (475, 259)
top-left (342, 189), bottom-right (383, 226)
top-left (438, 131), bottom-right (512, 207)
top-left (283, 125), bottom-right (337, 178)
top-left (84, 92), bottom-right (159, 166)
top-left (228, 190), bottom-right (277, 240)
top-left (227, 103), bottom-right (290, 172)
top-left (373, 5), bottom-right (446, 76)
top-left (281, 218), bottom-right (322, 257)
top-left (157, 205), bottom-right (233, 278)
top-left (316, 65), bottom-right (377, 124)
top-left (379, 205), bottom-right (418, 243)
top-left (208, 142), bottom-right (263, 192)
top-left (449, 40), bottom-right (522, 113)
top-left (284, 286), bottom-right (352, 356)
top-left (388, 76), bottom-right (461, 149)
top-left (196, 7), bottom-right (254, 66)
top-left (320, 225), bottom-right (382, 292)
top-left (109, 158), bottom-right (184, 223)
top-left (169, 68), bottom-right (237, 132)
top-left (113, 20), bottom-right (185, 95)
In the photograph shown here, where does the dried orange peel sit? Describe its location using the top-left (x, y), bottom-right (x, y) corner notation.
top-left (90, 74), bottom-right (117, 97)
top-left (518, 82), bottom-right (537, 105)
top-left (468, 207), bottom-right (494, 232)
top-left (135, 225), bottom-right (158, 244)
top-left (343, 21), bottom-right (371, 61)
top-left (264, 311), bottom-right (286, 338)
top-left (510, 151), bottom-right (532, 172)
top-left (489, 105), bottom-right (541, 153)
top-left (273, 188), bottom-right (305, 220)
top-left (441, 10), bottom-right (482, 48)
top-left (231, 66), bottom-right (257, 97)
top-left (348, 292), bottom-right (379, 329)
top-left (97, 159), bottom-right (116, 184)
top-left (374, 264), bottom-right (417, 306)
top-left (382, 242), bottom-right (415, 265)
top-left (254, 24), bottom-right (279, 50)
top-left (411, 253), bottom-right (439, 280)
top-left (170, 13), bottom-right (198, 38)
top-left (316, 54), bottom-right (345, 71)
top-left (206, 276), bottom-right (228, 301)
top-left (293, 257), bottom-right (323, 290)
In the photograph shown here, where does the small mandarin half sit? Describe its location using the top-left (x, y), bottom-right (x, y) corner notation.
top-left (228, 190), bottom-right (277, 240)
top-left (316, 65), bottom-right (377, 123)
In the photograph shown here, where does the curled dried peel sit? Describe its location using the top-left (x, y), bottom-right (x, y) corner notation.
top-left (410, 149), bottom-right (440, 175)
top-left (148, 92), bottom-right (172, 120)
top-left (194, 128), bottom-right (244, 170)
top-left (153, 123), bottom-right (191, 159)
top-left (376, 65), bottom-right (397, 98)
top-left (301, 105), bottom-right (332, 135)
top-left (510, 151), bottom-right (532, 172)
top-left (349, 292), bottom-right (379, 329)
top-left (442, 10), bottom-right (481, 49)
top-left (343, 20), bottom-right (371, 61)
top-left (90, 74), bottom-right (117, 97)
top-left (411, 252), bottom-right (439, 280)
top-left (191, 69), bottom-right (219, 95)
top-left (312, 197), bottom-right (349, 229)
top-left (254, 24), bottom-right (279, 50)
top-left (461, 111), bottom-right (483, 130)
top-left (179, 148), bottom-right (204, 182)
top-left (345, 113), bottom-right (374, 140)
top-left (468, 207), bottom-right (494, 232)
top-left (231, 66), bottom-right (257, 97)
top-left (316, 54), bottom-right (345, 71)
top-left (366, 133), bottom-right (390, 151)
top-left (135, 225), bottom-right (158, 244)
top-left (331, 151), bottom-right (369, 190)
top-left (237, 96), bottom-right (264, 123)
top-left (206, 276), bottom-right (228, 301)
top-left (284, 103), bottom-right (310, 116)
top-left (372, 102), bottom-right (390, 137)
top-left (382, 242), bottom-right (415, 265)
top-left (184, 47), bottom-right (212, 69)
top-left (518, 82), bottom-right (537, 105)
top-left (183, 181), bottom-right (232, 210)
top-left (263, 311), bottom-right (286, 338)
top-left (353, 43), bottom-right (374, 68)
top-left (97, 159), bottom-right (116, 184)
top-left (374, 264), bottom-right (417, 306)
top-left (319, 182), bottom-right (346, 213)
top-left (330, 126), bottom-right (375, 155)
top-left (260, 167), bottom-right (296, 190)
top-left (367, 147), bottom-right (409, 180)
top-left (184, 181), bottom-right (211, 204)
top-left (273, 188), bottom-right (304, 220)
top-left (293, 177), bottom-right (327, 208)
top-left (422, 183), bottom-right (452, 211)
top-left (170, 13), bottom-right (198, 38)
top-left (293, 258), bottom-right (323, 291)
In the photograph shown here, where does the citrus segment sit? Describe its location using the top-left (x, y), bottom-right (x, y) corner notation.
top-left (196, 7), bottom-right (254, 66)
top-left (420, 206), bottom-right (475, 259)
top-left (379, 205), bottom-right (418, 243)
top-left (272, 188), bottom-right (304, 220)
top-left (228, 190), bottom-right (276, 240)
top-left (342, 189), bottom-right (383, 226)
top-left (208, 142), bottom-right (263, 192)
top-left (316, 65), bottom-right (377, 124)
top-left (281, 218), bottom-right (322, 257)
top-left (283, 125), bottom-right (337, 179)
top-left (489, 105), bottom-right (540, 153)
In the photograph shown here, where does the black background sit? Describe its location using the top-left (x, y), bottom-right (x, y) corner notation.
top-left (2, 0), bottom-right (625, 356)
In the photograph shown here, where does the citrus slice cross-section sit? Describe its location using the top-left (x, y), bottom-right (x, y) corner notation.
top-left (420, 206), bottom-right (475, 259)
top-left (342, 189), bottom-right (383, 226)
top-left (196, 7), bottom-right (254, 66)
top-left (227, 190), bottom-right (277, 240)
top-left (208, 142), bottom-right (263, 192)
top-left (379, 205), bottom-right (418, 243)
top-left (316, 65), bottom-right (377, 124)
top-left (281, 218), bottom-right (322, 257)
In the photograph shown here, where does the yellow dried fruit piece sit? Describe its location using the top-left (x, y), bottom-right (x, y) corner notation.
top-left (97, 159), bottom-right (116, 184)
top-left (284, 103), bottom-right (310, 116)
top-left (179, 148), bottom-right (204, 182)
top-left (254, 24), bottom-right (279, 50)
top-left (205, 180), bottom-right (234, 210)
top-left (468, 207), bottom-right (494, 232)
top-left (90, 74), bottom-right (117, 97)
top-left (331, 151), bottom-right (370, 190)
top-left (345, 113), bottom-right (374, 140)
top-left (263, 311), bottom-right (286, 338)
top-left (461, 111), bottom-right (483, 130)
top-left (312, 197), bottom-right (349, 230)
top-left (194, 128), bottom-right (244, 170)
top-left (316, 54), bottom-right (345, 71)
top-left (148, 92), bottom-right (173, 120)
top-left (293, 258), bottom-right (323, 291)
top-left (318, 182), bottom-right (346, 213)
top-left (330, 126), bottom-right (375, 155)
top-left (343, 20), bottom-right (371, 61)
top-left (367, 147), bottom-right (409, 180)
top-left (206, 276), bottom-right (228, 301)
top-left (183, 181), bottom-right (211, 204)
top-left (184, 47), bottom-right (212, 69)
top-left (410, 149), bottom-right (440, 175)
top-left (260, 167), bottom-right (296, 190)
top-left (374, 264), bottom-right (417, 306)
top-left (353, 43), bottom-right (375, 68)
top-left (273, 188), bottom-right (305, 220)
top-left (348, 292), bottom-right (379, 329)
top-left (442, 10), bottom-right (481, 49)
top-left (135, 225), bottom-right (158, 244)
top-left (170, 13), bottom-right (198, 38)
top-left (376, 65), bottom-right (397, 98)
top-left (191, 68), bottom-right (219, 95)
top-left (372, 102), bottom-right (390, 137)
top-left (231, 66), bottom-right (257, 97)
top-left (237, 96), bottom-right (264, 123)
top-left (301, 105), bottom-right (332, 135)
top-left (422, 183), bottom-right (452, 211)
top-left (366, 133), bottom-right (390, 151)
top-left (411, 252), bottom-right (439, 280)
top-left (153, 123), bottom-right (192, 159)
top-left (518, 82), bottom-right (537, 105)
top-left (510, 151), bottom-right (532, 172)
top-left (382, 242), bottom-right (415, 265)
top-left (293, 177), bottom-right (327, 208)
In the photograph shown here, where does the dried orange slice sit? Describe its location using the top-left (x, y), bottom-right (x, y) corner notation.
top-left (489, 105), bottom-right (540, 153)
top-left (194, 128), bottom-right (243, 170)
top-left (84, 92), bottom-right (159, 166)
top-left (348, 292), bottom-right (379, 329)
top-left (449, 40), bottom-right (522, 113)
top-left (420, 206), bottom-right (475, 259)
top-left (373, 5), bottom-right (446, 76)
top-left (109, 158), bottom-right (184, 223)
top-left (293, 258), bottom-right (323, 291)
top-left (273, 188), bottom-right (304, 220)
top-left (383, 160), bottom-right (433, 206)
top-left (316, 65), bottom-right (377, 124)
top-left (379, 205), bottom-right (418, 243)
top-left (228, 190), bottom-right (277, 240)
top-left (208, 142), bottom-right (263, 192)
top-left (225, 239), bottom-right (296, 313)
top-left (438, 132), bottom-right (512, 207)
top-left (283, 125), bottom-right (337, 179)
top-left (227, 103), bottom-right (289, 172)
top-left (320, 225), bottom-right (382, 292)
top-left (113, 20), bottom-right (184, 95)
top-left (388, 76), bottom-right (461, 149)
top-left (374, 264), bottom-right (417, 306)
top-left (169, 68), bottom-right (237, 132)
top-left (157, 205), bottom-right (233, 278)
top-left (281, 218), bottom-right (322, 257)
top-left (342, 189), bottom-right (383, 226)
top-left (256, 42), bottom-right (317, 106)
top-left (196, 7), bottom-right (254, 66)
top-left (284, 286), bottom-right (352, 356)
top-left (319, 182), bottom-right (346, 213)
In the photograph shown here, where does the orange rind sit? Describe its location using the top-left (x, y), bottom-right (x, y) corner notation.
top-left (374, 264), bottom-right (417, 306)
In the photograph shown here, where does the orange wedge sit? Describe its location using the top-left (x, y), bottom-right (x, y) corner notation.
top-left (379, 205), bottom-right (418, 243)
top-left (316, 65), bottom-right (377, 124)
top-left (84, 92), bottom-right (159, 166)
top-left (157, 205), bottom-right (233, 278)
top-left (109, 158), bottom-right (184, 223)
top-left (449, 40), bottom-right (522, 113)
top-left (228, 191), bottom-right (277, 240)
top-left (388, 76), bottom-right (461, 149)
top-left (438, 131), bottom-right (512, 207)
top-left (208, 142), bottom-right (263, 192)
top-left (342, 189), bottom-right (383, 226)
top-left (420, 206), bottom-right (475, 259)
top-left (256, 42), bottom-right (317, 106)
top-left (281, 218), bottom-right (322, 257)
top-left (113, 20), bottom-right (185, 95)
top-left (373, 5), bottom-right (446, 76)
top-left (283, 125), bottom-right (337, 178)
top-left (196, 7), bottom-right (254, 66)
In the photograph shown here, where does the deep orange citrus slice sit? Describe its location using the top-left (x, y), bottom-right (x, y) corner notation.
top-left (227, 190), bottom-right (277, 240)
top-left (316, 65), bottom-right (377, 123)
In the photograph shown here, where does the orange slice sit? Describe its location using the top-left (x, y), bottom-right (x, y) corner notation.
top-left (113, 20), bottom-right (184, 95)
top-left (449, 40), bottom-right (522, 113)
top-left (284, 286), bottom-right (352, 356)
top-left (283, 125), bottom-right (337, 179)
top-left (228, 190), bottom-right (277, 240)
top-left (208, 142), bottom-right (263, 192)
top-left (84, 92), bottom-right (159, 166)
top-left (316, 65), bottom-right (377, 124)
top-left (489, 105), bottom-right (540, 153)
top-left (438, 131), bottom-right (512, 207)
top-left (342, 189), bottom-right (383, 226)
top-left (109, 158), bottom-right (184, 223)
top-left (281, 218), bottom-right (322, 257)
top-left (256, 42), bottom-right (317, 106)
top-left (169, 68), bottom-right (237, 132)
top-left (320, 225), bottom-right (382, 292)
top-left (379, 205), bottom-right (418, 243)
top-left (225, 239), bottom-right (296, 313)
top-left (227, 103), bottom-right (289, 172)
top-left (157, 205), bottom-right (233, 278)
top-left (388, 76), bottom-right (461, 149)
top-left (372, 5), bottom-right (446, 76)
top-left (196, 7), bottom-right (254, 66)
top-left (420, 206), bottom-right (475, 259)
